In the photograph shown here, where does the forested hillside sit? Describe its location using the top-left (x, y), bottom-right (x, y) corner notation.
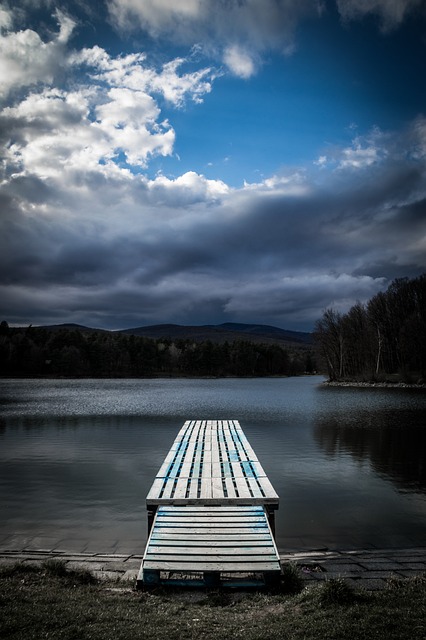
top-left (0, 322), bottom-right (315, 378)
top-left (314, 275), bottom-right (426, 383)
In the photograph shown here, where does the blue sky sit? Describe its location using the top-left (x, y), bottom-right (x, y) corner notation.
top-left (1, 0), bottom-right (425, 331)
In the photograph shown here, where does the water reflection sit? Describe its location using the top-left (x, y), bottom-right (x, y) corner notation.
top-left (314, 409), bottom-right (426, 493)
top-left (1, 377), bottom-right (425, 552)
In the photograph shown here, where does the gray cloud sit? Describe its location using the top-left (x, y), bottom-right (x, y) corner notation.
top-left (107, 0), bottom-right (322, 77)
top-left (336, 0), bottom-right (424, 31)
top-left (2, 121), bottom-right (425, 331)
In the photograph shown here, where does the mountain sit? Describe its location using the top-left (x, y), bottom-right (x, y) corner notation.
top-left (33, 321), bottom-right (313, 348)
top-left (40, 323), bottom-right (106, 334)
top-left (120, 322), bottom-right (313, 347)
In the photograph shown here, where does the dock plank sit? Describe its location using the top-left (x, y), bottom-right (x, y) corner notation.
top-left (139, 504), bottom-right (281, 587)
top-left (146, 546), bottom-right (277, 556)
top-left (149, 538), bottom-right (273, 546)
top-left (155, 515), bottom-right (266, 524)
top-left (143, 560), bottom-right (280, 572)
top-left (141, 420), bottom-right (280, 588)
top-left (146, 420), bottom-right (278, 506)
top-left (150, 526), bottom-right (269, 534)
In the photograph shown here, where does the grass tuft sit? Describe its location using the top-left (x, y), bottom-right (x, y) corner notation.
top-left (319, 577), bottom-right (357, 606)
top-left (0, 562), bottom-right (40, 577)
top-left (42, 558), bottom-right (97, 585)
top-left (43, 558), bottom-right (68, 577)
top-left (386, 572), bottom-right (426, 590)
top-left (280, 562), bottom-right (304, 594)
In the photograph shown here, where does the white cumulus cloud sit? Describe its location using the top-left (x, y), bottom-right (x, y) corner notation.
top-left (0, 9), bottom-right (75, 99)
top-left (0, 21), bottom-right (218, 180)
top-left (147, 171), bottom-right (229, 205)
top-left (223, 45), bottom-right (256, 79)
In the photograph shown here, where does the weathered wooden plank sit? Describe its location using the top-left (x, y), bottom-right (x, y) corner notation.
top-left (222, 476), bottom-right (235, 498)
top-left (159, 504), bottom-right (265, 515)
top-left (172, 446), bottom-right (191, 470)
top-left (154, 511), bottom-right (266, 520)
top-left (200, 466), bottom-right (212, 483)
top-left (199, 480), bottom-right (212, 500)
top-left (153, 525), bottom-right (269, 533)
top-left (188, 478), bottom-right (199, 499)
top-left (146, 478), bottom-right (165, 501)
top-left (182, 444), bottom-right (196, 465)
top-left (155, 515), bottom-right (266, 524)
top-left (179, 462), bottom-right (192, 478)
top-left (143, 561), bottom-right (280, 572)
top-left (234, 441), bottom-right (251, 462)
top-left (170, 429), bottom-right (191, 451)
top-left (146, 546), bottom-right (278, 556)
top-left (190, 460), bottom-right (201, 479)
top-left (160, 448), bottom-right (179, 465)
top-left (148, 526), bottom-right (268, 535)
top-left (210, 445), bottom-right (221, 465)
top-left (247, 460), bottom-right (267, 477)
top-left (201, 449), bottom-right (212, 464)
top-left (257, 476), bottom-right (279, 500)
top-left (159, 478), bottom-right (176, 500)
top-left (172, 478), bottom-right (190, 499)
top-left (154, 518), bottom-right (266, 526)
top-left (145, 554), bottom-right (280, 564)
top-left (217, 440), bottom-right (230, 464)
top-left (211, 476), bottom-right (225, 499)
top-left (164, 464), bottom-right (182, 479)
top-left (148, 495), bottom-right (275, 506)
top-left (211, 462), bottom-right (222, 478)
top-left (229, 425), bottom-right (258, 461)
top-left (149, 537), bottom-right (273, 546)
top-left (246, 476), bottom-right (265, 498)
top-left (157, 505), bottom-right (264, 514)
top-left (231, 461), bottom-right (245, 478)
top-left (202, 429), bottom-right (211, 450)
top-left (155, 508), bottom-right (263, 517)
top-left (234, 476), bottom-right (253, 499)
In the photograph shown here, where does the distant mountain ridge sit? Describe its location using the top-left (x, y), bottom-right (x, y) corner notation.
top-left (39, 321), bottom-right (312, 346)
top-left (120, 322), bottom-right (313, 346)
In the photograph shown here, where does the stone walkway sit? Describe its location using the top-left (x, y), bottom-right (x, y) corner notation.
top-left (1, 547), bottom-right (425, 590)
top-left (280, 548), bottom-right (426, 591)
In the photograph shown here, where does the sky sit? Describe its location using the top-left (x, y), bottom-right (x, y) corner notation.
top-left (1, 0), bottom-right (425, 332)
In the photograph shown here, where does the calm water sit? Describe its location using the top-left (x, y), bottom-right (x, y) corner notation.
top-left (0, 376), bottom-right (425, 553)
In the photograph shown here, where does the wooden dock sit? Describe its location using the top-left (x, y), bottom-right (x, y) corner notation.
top-left (138, 420), bottom-right (280, 588)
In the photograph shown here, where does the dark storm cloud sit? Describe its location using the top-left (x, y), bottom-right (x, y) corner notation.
top-left (2, 126), bottom-right (425, 330)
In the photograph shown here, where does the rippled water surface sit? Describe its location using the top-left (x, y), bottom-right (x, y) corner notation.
top-left (1, 376), bottom-right (425, 552)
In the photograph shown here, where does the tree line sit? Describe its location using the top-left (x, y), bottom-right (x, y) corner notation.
top-left (314, 274), bottom-right (426, 383)
top-left (0, 322), bottom-right (315, 378)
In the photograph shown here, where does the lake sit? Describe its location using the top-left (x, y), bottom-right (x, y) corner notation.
top-left (0, 376), bottom-right (425, 554)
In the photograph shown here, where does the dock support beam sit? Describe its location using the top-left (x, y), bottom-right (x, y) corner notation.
top-left (147, 507), bottom-right (157, 535)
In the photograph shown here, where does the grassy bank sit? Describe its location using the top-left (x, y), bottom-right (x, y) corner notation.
top-left (1, 562), bottom-right (425, 640)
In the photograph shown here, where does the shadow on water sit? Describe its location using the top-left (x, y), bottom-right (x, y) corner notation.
top-left (314, 408), bottom-right (426, 494)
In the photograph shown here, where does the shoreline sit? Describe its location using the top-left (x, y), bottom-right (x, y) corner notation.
top-left (1, 546), bottom-right (425, 591)
top-left (323, 380), bottom-right (426, 389)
